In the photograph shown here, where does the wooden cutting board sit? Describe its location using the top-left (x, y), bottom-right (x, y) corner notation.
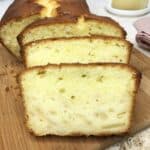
top-left (0, 45), bottom-right (150, 150)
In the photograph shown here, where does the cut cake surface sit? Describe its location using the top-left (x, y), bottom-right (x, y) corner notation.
top-left (20, 64), bottom-right (140, 136)
top-left (23, 36), bottom-right (132, 68)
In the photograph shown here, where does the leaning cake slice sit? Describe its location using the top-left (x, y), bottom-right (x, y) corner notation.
top-left (18, 14), bottom-right (126, 47)
top-left (23, 36), bottom-right (132, 68)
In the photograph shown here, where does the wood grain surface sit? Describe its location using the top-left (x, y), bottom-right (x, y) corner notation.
top-left (0, 45), bottom-right (150, 150)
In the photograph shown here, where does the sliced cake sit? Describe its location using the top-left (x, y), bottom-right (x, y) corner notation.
top-left (20, 64), bottom-right (141, 136)
top-left (0, 0), bottom-right (89, 58)
top-left (23, 36), bottom-right (132, 68)
top-left (18, 14), bottom-right (126, 47)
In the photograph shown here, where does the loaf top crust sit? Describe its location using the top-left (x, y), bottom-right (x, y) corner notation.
top-left (0, 0), bottom-right (90, 26)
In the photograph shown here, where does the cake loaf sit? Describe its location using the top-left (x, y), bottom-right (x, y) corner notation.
top-left (0, 0), bottom-right (89, 58)
top-left (18, 14), bottom-right (126, 47)
top-left (23, 36), bottom-right (132, 68)
top-left (20, 64), bottom-right (140, 136)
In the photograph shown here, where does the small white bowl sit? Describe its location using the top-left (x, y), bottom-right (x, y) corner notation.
top-left (106, 3), bottom-right (150, 17)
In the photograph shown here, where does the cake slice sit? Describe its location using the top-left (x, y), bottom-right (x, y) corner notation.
top-left (20, 64), bottom-right (141, 136)
top-left (23, 36), bottom-right (132, 68)
top-left (18, 14), bottom-right (126, 47)
top-left (0, 0), bottom-right (89, 58)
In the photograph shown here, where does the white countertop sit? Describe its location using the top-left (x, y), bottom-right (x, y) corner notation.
top-left (0, 0), bottom-right (150, 150)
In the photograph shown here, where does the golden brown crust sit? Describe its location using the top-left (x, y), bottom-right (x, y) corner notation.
top-left (57, 0), bottom-right (90, 16)
top-left (28, 14), bottom-right (78, 26)
top-left (30, 129), bottom-right (129, 137)
top-left (21, 36), bottom-right (133, 67)
top-left (19, 63), bottom-right (141, 136)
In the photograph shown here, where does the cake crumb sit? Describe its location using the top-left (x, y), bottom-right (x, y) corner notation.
top-left (18, 93), bottom-right (22, 97)
top-left (10, 70), bottom-right (14, 74)
top-left (14, 86), bottom-right (19, 90)
top-left (5, 87), bottom-right (9, 92)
